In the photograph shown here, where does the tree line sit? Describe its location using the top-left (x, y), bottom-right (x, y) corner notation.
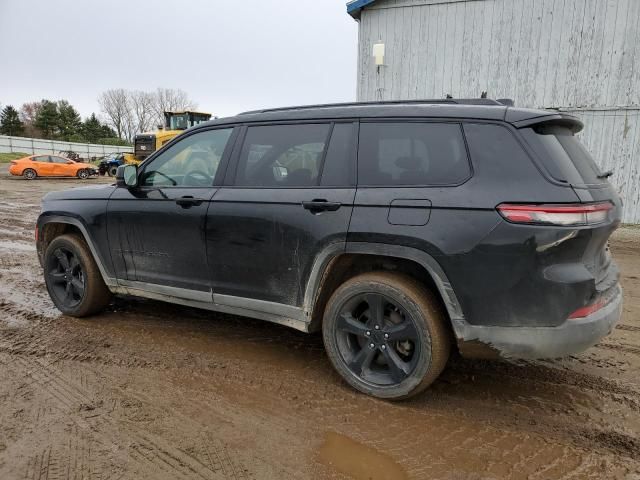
top-left (0, 88), bottom-right (196, 146)
top-left (0, 100), bottom-right (126, 146)
top-left (98, 88), bottom-right (196, 142)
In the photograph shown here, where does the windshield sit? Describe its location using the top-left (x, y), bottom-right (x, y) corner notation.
top-left (521, 124), bottom-right (606, 187)
top-left (168, 114), bottom-right (189, 130)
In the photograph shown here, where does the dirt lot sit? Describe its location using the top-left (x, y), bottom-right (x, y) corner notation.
top-left (0, 165), bottom-right (639, 480)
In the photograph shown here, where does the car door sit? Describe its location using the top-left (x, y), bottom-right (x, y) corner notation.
top-left (32, 155), bottom-right (53, 176)
top-left (206, 122), bottom-right (357, 313)
top-left (107, 127), bottom-right (236, 301)
top-left (50, 156), bottom-right (71, 176)
top-left (348, 120), bottom-right (473, 255)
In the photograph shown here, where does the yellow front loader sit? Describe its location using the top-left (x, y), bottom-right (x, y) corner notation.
top-left (123, 111), bottom-right (212, 165)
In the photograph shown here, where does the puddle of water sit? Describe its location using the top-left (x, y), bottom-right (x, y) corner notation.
top-left (0, 240), bottom-right (35, 251)
top-left (318, 431), bottom-right (408, 480)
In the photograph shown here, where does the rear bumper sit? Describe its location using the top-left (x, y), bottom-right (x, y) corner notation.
top-left (455, 284), bottom-right (622, 359)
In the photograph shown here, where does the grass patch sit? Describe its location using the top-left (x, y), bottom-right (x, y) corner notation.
top-left (0, 152), bottom-right (29, 163)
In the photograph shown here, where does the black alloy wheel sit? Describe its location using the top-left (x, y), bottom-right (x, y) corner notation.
top-left (46, 246), bottom-right (86, 309)
top-left (334, 292), bottom-right (424, 386)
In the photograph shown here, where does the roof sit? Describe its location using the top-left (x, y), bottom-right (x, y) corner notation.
top-left (194, 100), bottom-right (582, 132)
top-left (346, 0), bottom-right (376, 19)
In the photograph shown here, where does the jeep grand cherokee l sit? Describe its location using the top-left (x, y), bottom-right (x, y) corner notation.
top-left (36, 99), bottom-right (623, 400)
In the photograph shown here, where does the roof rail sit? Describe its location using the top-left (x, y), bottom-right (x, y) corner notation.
top-left (239, 98), bottom-right (505, 115)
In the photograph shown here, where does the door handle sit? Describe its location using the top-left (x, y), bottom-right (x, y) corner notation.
top-left (176, 196), bottom-right (205, 208)
top-left (302, 199), bottom-right (341, 214)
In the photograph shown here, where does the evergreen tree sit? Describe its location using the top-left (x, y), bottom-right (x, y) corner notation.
top-left (34, 100), bottom-right (59, 139)
top-left (100, 124), bottom-right (117, 138)
top-left (82, 113), bottom-right (103, 143)
top-left (57, 100), bottom-right (82, 141)
top-left (0, 105), bottom-right (24, 136)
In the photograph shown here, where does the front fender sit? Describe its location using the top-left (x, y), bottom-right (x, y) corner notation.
top-left (37, 214), bottom-right (117, 287)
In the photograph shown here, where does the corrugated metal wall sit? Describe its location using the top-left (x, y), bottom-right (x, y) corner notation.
top-left (0, 135), bottom-right (133, 157)
top-left (356, 0), bottom-right (640, 222)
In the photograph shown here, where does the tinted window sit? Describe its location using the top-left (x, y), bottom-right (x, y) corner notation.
top-left (33, 155), bottom-right (49, 162)
top-left (51, 156), bottom-right (69, 164)
top-left (140, 128), bottom-right (232, 187)
top-left (235, 124), bottom-right (331, 187)
top-left (320, 123), bottom-right (355, 186)
top-left (358, 123), bottom-right (470, 185)
top-left (463, 123), bottom-right (543, 184)
top-left (520, 125), bottom-right (605, 186)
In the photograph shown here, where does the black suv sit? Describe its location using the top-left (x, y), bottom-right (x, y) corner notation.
top-left (37, 100), bottom-right (623, 399)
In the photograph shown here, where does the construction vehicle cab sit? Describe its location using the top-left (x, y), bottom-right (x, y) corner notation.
top-left (124, 111), bottom-right (212, 164)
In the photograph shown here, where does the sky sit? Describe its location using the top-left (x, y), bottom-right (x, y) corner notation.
top-left (0, 0), bottom-right (358, 119)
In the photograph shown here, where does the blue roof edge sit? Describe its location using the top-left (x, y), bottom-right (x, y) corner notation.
top-left (346, 0), bottom-right (376, 18)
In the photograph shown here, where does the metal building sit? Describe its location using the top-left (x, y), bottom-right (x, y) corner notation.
top-left (347, 0), bottom-right (640, 223)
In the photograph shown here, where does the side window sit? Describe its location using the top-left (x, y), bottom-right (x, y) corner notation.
top-left (51, 156), bottom-right (68, 164)
top-left (33, 155), bottom-right (49, 162)
top-left (358, 122), bottom-right (470, 186)
top-left (320, 123), bottom-right (356, 186)
top-left (140, 128), bottom-right (233, 187)
top-left (234, 124), bottom-right (331, 187)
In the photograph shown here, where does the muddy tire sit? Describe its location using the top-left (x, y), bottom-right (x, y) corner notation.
top-left (322, 271), bottom-right (451, 400)
top-left (23, 168), bottom-right (37, 180)
top-left (44, 234), bottom-right (111, 317)
top-left (77, 169), bottom-right (90, 179)
top-left (107, 165), bottom-right (118, 177)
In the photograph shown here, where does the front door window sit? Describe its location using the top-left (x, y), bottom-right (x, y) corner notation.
top-left (140, 128), bottom-right (232, 187)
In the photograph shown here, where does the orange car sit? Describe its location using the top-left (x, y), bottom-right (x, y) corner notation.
top-left (9, 155), bottom-right (98, 180)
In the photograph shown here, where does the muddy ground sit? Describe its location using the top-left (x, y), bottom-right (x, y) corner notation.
top-left (0, 165), bottom-right (639, 480)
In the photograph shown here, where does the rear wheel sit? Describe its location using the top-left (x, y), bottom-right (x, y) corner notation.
top-left (23, 168), bottom-right (37, 180)
top-left (322, 271), bottom-right (450, 400)
top-left (77, 169), bottom-right (90, 179)
top-left (44, 234), bottom-right (111, 316)
top-left (107, 165), bottom-right (118, 177)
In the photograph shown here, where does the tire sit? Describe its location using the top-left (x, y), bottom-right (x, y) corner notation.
top-left (322, 271), bottom-right (451, 400)
top-left (43, 234), bottom-right (112, 317)
top-left (23, 168), bottom-right (37, 180)
top-left (107, 165), bottom-right (118, 177)
top-left (77, 169), bottom-right (90, 179)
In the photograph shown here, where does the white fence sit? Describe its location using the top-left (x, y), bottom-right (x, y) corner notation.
top-left (0, 135), bottom-right (132, 158)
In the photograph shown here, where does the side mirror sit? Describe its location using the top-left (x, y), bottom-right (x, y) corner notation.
top-left (116, 164), bottom-right (138, 188)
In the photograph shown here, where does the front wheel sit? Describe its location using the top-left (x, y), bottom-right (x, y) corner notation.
top-left (77, 169), bottom-right (90, 179)
top-left (44, 234), bottom-right (112, 316)
top-left (322, 272), bottom-right (451, 400)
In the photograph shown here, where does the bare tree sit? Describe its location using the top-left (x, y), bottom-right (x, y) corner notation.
top-left (20, 101), bottom-right (43, 138)
top-left (152, 88), bottom-right (197, 126)
top-left (129, 90), bottom-right (155, 134)
top-left (98, 87), bottom-right (197, 141)
top-left (98, 89), bottom-right (135, 141)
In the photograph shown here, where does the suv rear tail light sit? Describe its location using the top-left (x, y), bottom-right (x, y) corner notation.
top-left (568, 298), bottom-right (607, 319)
top-left (497, 202), bottom-right (612, 226)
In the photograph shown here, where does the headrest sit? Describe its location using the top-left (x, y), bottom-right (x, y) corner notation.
top-left (394, 156), bottom-right (423, 170)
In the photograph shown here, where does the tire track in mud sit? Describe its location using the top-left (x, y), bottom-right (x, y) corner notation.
top-left (5, 312), bottom-right (640, 472)
top-left (616, 323), bottom-right (640, 332)
top-left (7, 353), bottom-right (248, 480)
top-left (598, 342), bottom-right (640, 356)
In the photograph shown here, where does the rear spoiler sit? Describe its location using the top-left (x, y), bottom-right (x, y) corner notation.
top-left (508, 111), bottom-right (583, 133)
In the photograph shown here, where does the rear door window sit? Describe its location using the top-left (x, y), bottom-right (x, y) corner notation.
top-left (234, 124), bottom-right (331, 187)
top-left (320, 123), bottom-right (356, 186)
top-left (520, 125), bottom-right (605, 186)
top-left (358, 122), bottom-right (471, 186)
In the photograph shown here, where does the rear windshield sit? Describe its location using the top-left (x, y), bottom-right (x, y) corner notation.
top-left (520, 125), bottom-right (606, 186)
